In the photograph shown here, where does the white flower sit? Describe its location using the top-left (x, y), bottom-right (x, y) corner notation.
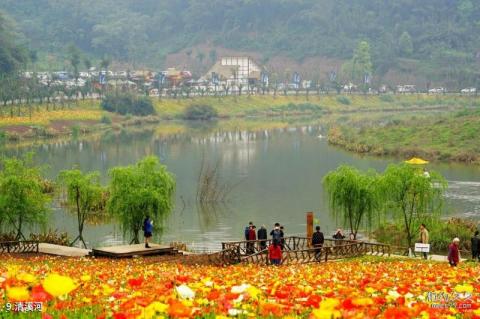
top-left (228, 308), bottom-right (247, 316)
top-left (388, 290), bottom-right (401, 299)
top-left (176, 284), bottom-right (195, 299)
top-left (231, 284), bottom-right (250, 294)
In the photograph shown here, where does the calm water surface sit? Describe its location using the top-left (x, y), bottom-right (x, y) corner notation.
top-left (5, 120), bottom-right (480, 250)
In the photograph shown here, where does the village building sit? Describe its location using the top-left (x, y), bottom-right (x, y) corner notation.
top-left (204, 56), bottom-right (262, 86)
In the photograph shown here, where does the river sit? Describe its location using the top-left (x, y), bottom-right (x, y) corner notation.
top-left (4, 118), bottom-right (480, 251)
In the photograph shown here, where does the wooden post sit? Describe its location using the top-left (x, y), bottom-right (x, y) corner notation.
top-left (306, 212), bottom-right (313, 247)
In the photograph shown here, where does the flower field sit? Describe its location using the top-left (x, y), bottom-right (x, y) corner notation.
top-left (0, 109), bottom-right (102, 127)
top-left (0, 256), bottom-right (479, 318)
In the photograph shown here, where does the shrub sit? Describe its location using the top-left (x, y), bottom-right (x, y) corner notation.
top-left (183, 104), bottom-right (218, 120)
top-left (379, 95), bottom-right (394, 103)
top-left (336, 96), bottom-right (351, 105)
top-left (101, 115), bottom-right (112, 124)
top-left (101, 93), bottom-right (155, 116)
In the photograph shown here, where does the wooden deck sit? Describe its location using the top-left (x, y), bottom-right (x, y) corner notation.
top-left (39, 243), bottom-right (91, 257)
top-left (92, 243), bottom-right (175, 258)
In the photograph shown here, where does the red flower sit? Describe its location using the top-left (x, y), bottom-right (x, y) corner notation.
top-left (113, 312), bottom-right (127, 319)
top-left (31, 285), bottom-right (53, 303)
top-left (127, 277), bottom-right (143, 288)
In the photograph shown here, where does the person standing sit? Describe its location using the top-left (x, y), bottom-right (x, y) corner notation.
top-left (268, 240), bottom-right (282, 265)
top-left (448, 238), bottom-right (460, 267)
top-left (419, 223), bottom-right (429, 259)
top-left (247, 225), bottom-right (257, 254)
top-left (270, 223), bottom-right (282, 241)
top-left (245, 221), bottom-right (253, 240)
top-left (143, 215), bottom-right (153, 248)
top-left (279, 225), bottom-right (285, 250)
top-left (333, 229), bottom-right (345, 245)
top-left (471, 231), bottom-right (479, 261)
top-left (312, 226), bottom-right (324, 260)
top-left (258, 225), bottom-right (268, 251)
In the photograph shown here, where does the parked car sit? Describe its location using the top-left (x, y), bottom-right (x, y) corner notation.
top-left (397, 85), bottom-right (416, 93)
top-left (428, 87), bottom-right (446, 94)
top-left (461, 87), bottom-right (476, 94)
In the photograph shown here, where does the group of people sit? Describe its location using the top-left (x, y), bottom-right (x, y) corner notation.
top-left (244, 222), bottom-right (285, 259)
top-left (245, 221), bottom-right (352, 265)
top-left (419, 224), bottom-right (480, 267)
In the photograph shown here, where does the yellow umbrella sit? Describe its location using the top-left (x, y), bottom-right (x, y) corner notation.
top-left (405, 157), bottom-right (429, 165)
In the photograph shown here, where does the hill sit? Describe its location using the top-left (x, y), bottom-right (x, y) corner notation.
top-left (0, 0), bottom-right (479, 87)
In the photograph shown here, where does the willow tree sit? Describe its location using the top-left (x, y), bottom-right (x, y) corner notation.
top-left (58, 169), bottom-right (104, 248)
top-left (0, 154), bottom-right (51, 240)
top-left (323, 165), bottom-right (380, 240)
top-left (380, 164), bottom-right (447, 251)
top-left (107, 156), bottom-right (175, 244)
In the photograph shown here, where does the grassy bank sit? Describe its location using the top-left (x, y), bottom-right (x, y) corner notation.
top-left (0, 94), bottom-right (479, 146)
top-left (152, 94), bottom-right (480, 118)
top-left (328, 108), bottom-right (480, 164)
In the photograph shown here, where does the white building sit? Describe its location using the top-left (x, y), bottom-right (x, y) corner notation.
top-left (205, 56), bottom-right (262, 86)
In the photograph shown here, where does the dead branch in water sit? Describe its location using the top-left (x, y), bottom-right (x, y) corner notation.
top-left (196, 153), bottom-right (239, 205)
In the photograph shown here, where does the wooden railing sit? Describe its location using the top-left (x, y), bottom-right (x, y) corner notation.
top-left (0, 241), bottom-right (39, 254)
top-left (222, 237), bottom-right (356, 256)
top-left (221, 237), bottom-right (391, 265)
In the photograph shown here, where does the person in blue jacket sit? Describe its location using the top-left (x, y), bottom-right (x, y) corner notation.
top-left (143, 215), bottom-right (153, 248)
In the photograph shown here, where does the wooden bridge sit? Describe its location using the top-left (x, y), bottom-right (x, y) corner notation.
top-left (202, 236), bottom-right (391, 266)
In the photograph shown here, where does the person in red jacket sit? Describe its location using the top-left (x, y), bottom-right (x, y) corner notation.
top-left (269, 240), bottom-right (282, 265)
top-left (247, 225), bottom-right (256, 255)
top-left (448, 237), bottom-right (460, 267)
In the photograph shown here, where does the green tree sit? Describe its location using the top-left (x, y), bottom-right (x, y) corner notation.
top-left (323, 165), bottom-right (380, 239)
top-left (58, 169), bottom-right (104, 248)
top-left (398, 32), bottom-right (413, 57)
top-left (107, 156), bottom-right (175, 244)
top-left (0, 12), bottom-right (27, 74)
top-left (68, 44), bottom-right (81, 85)
top-left (0, 154), bottom-right (51, 240)
top-left (380, 164), bottom-right (447, 252)
top-left (341, 41), bottom-right (373, 84)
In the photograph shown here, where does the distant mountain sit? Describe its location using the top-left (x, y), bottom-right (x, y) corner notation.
top-left (1, 0), bottom-right (479, 87)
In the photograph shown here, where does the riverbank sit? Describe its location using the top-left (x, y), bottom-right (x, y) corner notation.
top-left (328, 108), bottom-right (480, 164)
top-left (1, 255), bottom-right (478, 318)
top-left (0, 94), bottom-right (478, 148)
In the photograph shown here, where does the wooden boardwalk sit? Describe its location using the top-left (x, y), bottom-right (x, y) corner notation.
top-left (219, 237), bottom-right (391, 266)
top-left (39, 243), bottom-right (91, 257)
top-left (92, 243), bottom-right (175, 258)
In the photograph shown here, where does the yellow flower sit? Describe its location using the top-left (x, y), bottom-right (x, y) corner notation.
top-left (7, 286), bottom-right (30, 301)
top-left (311, 308), bottom-right (342, 319)
top-left (246, 285), bottom-right (262, 299)
top-left (352, 297), bottom-right (373, 306)
top-left (454, 284), bottom-right (473, 293)
top-left (17, 273), bottom-right (36, 283)
top-left (319, 298), bottom-right (340, 310)
top-left (81, 274), bottom-right (91, 282)
top-left (102, 284), bottom-right (115, 296)
top-left (365, 287), bottom-right (375, 294)
top-left (140, 301), bottom-right (169, 319)
top-left (43, 274), bottom-right (77, 297)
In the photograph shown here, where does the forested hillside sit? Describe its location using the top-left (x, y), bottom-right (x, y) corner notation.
top-left (1, 0), bottom-right (479, 85)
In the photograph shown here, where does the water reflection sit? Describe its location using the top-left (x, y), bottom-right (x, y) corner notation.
top-left (3, 119), bottom-right (480, 248)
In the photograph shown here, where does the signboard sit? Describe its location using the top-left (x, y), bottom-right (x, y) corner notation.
top-left (364, 73), bottom-right (371, 84)
top-left (261, 72), bottom-right (269, 86)
top-left (329, 71), bottom-right (337, 82)
top-left (414, 243), bottom-right (430, 252)
top-left (158, 73), bottom-right (166, 85)
top-left (211, 72), bottom-right (219, 85)
top-left (99, 72), bottom-right (106, 85)
top-left (293, 72), bottom-right (301, 84)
